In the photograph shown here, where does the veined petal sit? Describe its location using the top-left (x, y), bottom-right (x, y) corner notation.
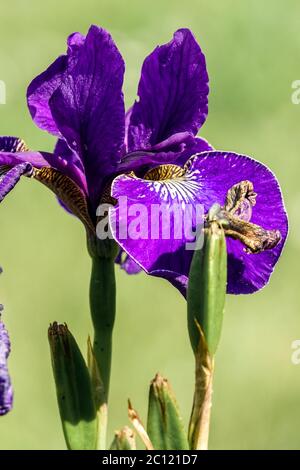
top-left (51, 141), bottom-right (88, 194)
top-left (27, 55), bottom-right (68, 136)
top-left (0, 134), bottom-right (90, 211)
top-left (27, 31), bottom-right (86, 136)
top-left (0, 136), bottom-right (50, 168)
top-left (109, 152), bottom-right (287, 295)
top-left (128, 29), bottom-right (209, 151)
top-left (33, 167), bottom-right (94, 233)
top-left (0, 136), bottom-right (29, 153)
top-left (49, 25), bottom-right (125, 209)
top-left (0, 309), bottom-right (13, 416)
top-left (0, 137), bottom-right (92, 229)
top-left (109, 165), bottom-right (203, 285)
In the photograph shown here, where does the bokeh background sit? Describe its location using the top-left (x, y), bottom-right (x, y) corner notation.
top-left (0, 0), bottom-right (299, 450)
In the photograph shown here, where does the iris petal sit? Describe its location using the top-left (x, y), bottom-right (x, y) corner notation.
top-left (0, 136), bottom-right (88, 207)
top-left (49, 25), bottom-right (125, 209)
top-left (27, 55), bottom-right (68, 136)
top-left (128, 29), bottom-right (209, 152)
top-left (109, 151), bottom-right (288, 295)
top-left (28, 26), bottom-right (126, 210)
top-left (0, 163), bottom-right (32, 202)
top-left (0, 308), bottom-right (13, 416)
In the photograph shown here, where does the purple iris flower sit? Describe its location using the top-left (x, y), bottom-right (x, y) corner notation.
top-left (0, 274), bottom-right (13, 416)
top-left (0, 25), bottom-right (287, 296)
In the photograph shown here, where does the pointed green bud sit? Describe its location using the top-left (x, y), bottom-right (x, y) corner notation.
top-left (147, 374), bottom-right (189, 450)
top-left (48, 322), bottom-right (97, 450)
top-left (110, 427), bottom-right (136, 450)
top-left (187, 220), bottom-right (227, 356)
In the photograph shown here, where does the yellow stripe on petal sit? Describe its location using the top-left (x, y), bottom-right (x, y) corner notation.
top-left (144, 164), bottom-right (185, 182)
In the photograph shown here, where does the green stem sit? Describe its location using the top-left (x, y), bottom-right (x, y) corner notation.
top-left (89, 254), bottom-right (116, 403)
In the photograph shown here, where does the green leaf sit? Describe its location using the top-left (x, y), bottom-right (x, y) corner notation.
top-left (187, 221), bottom-right (227, 356)
top-left (110, 427), bottom-right (136, 450)
top-left (147, 374), bottom-right (189, 450)
top-left (48, 323), bottom-right (97, 450)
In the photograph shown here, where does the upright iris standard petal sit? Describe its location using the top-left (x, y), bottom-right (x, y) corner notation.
top-left (128, 29), bottom-right (209, 152)
top-left (48, 25), bottom-right (126, 208)
top-left (109, 151), bottom-right (288, 295)
top-left (27, 55), bottom-right (68, 136)
top-left (26, 32), bottom-right (85, 136)
top-left (0, 307), bottom-right (13, 416)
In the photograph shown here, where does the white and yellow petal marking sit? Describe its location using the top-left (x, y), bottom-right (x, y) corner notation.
top-left (140, 164), bottom-right (202, 205)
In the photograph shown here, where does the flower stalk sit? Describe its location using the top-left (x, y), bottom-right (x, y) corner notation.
top-left (88, 237), bottom-right (118, 449)
top-left (187, 213), bottom-right (227, 450)
top-left (89, 248), bottom-right (117, 402)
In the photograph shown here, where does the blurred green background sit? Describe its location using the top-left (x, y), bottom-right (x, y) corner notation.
top-left (0, 0), bottom-right (299, 450)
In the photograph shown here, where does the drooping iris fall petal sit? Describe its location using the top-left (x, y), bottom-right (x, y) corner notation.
top-left (109, 151), bottom-right (288, 295)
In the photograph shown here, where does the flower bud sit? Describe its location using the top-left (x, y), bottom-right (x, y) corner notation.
top-left (147, 374), bottom-right (189, 450)
top-left (48, 322), bottom-right (97, 450)
top-left (187, 219), bottom-right (227, 355)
